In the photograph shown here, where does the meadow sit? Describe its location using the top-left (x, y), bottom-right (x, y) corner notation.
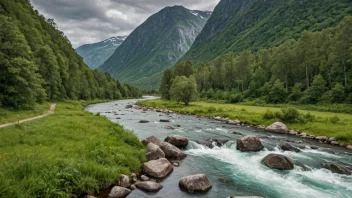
top-left (0, 101), bottom-right (145, 198)
top-left (138, 99), bottom-right (352, 144)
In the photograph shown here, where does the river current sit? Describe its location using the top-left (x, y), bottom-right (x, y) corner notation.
top-left (86, 97), bottom-right (352, 198)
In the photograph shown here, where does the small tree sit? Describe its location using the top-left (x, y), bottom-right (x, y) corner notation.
top-left (170, 76), bottom-right (198, 105)
top-left (268, 80), bottom-right (287, 103)
top-left (331, 83), bottom-right (345, 103)
top-left (309, 75), bottom-right (327, 103)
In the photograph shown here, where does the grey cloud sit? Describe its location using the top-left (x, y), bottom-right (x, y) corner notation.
top-left (30, 0), bottom-right (220, 47)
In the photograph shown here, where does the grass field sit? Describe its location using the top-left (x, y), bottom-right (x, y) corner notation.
top-left (138, 100), bottom-right (352, 144)
top-left (0, 101), bottom-right (145, 198)
top-left (0, 103), bottom-right (50, 125)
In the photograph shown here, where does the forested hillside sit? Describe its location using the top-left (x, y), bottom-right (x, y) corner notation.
top-left (76, 36), bottom-right (127, 69)
top-left (181, 0), bottom-right (352, 63)
top-left (161, 16), bottom-right (352, 104)
top-left (99, 6), bottom-right (211, 89)
top-left (0, 0), bottom-right (141, 109)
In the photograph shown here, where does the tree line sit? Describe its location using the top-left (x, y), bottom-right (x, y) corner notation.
top-left (160, 16), bottom-right (352, 105)
top-left (0, 0), bottom-right (141, 109)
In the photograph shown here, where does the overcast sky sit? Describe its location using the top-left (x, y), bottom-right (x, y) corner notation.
top-left (30, 0), bottom-right (220, 48)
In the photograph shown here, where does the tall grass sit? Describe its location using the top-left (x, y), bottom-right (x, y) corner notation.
top-left (0, 103), bottom-right (50, 125)
top-left (0, 101), bottom-right (145, 198)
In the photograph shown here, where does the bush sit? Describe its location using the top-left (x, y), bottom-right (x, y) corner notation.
top-left (329, 116), bottom-right (340, 124)
top-left (263, 110), bottom-right (275, 120)
top-left (207, 106), bottom-right (216, 112)
top-left (275, 108), bottom-right (301, 123)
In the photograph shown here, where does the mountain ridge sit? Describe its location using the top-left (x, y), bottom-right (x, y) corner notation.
top-left (76, 36), bottom-right (127, 69)
top-left (99, 5), bottom-right (211, 89)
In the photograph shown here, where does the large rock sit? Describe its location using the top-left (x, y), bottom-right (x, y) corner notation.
top-left (135, 181), bottom-right (163, 192)
top-left (146, 143), bottom-right (165, 161)
top-left (315, 136), bottom-right (328, 142)
top-left (107, 186), bottom-right (131, 198)
top-left (236, 136), bottom-right (263, 152)
top-left (265, 122), bottom-right (288, 133)
top-left (347, 145), bottom-right (352, 150)
top-left (143, 158), bottom-right (173, 178)
top-left (179, 174), bottom-right (212, 193)
top-left (262, 154), bottom-right (294, 170)
top-left (141, 136), bottom-right (161, 146)
top-left (118, 174), bottom-right (130, 188)
top-left (160, 142), bottom-right (187, 160)
top-left (164, 135), bottom-right (189, 148)
top-left (323, 163), bottom-right (351, 175)
top-left (279, 142), bottom-right (301, 153)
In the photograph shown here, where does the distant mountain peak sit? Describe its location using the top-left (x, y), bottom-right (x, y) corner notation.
top-left (76, 35), bottom-right (128, 69)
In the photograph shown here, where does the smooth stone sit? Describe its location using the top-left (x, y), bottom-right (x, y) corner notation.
top-left (135, 181), bottom-right (163, 192)
top-left (107, 186), bottom-right (131, 198)
top-left (118, 174), bottom-right (130, 188)
top-left (236, 136), bottom-right (264, 152)
top-left (315, 136), bottom-right (328, 141)
top-left (164, 135), bottom-right (189, 148)
top-left (160, 119), bottom-right (170, 122)
top-left (323, 163), bottom-right (351, 175)
top-left (160, 142), bottom-right (187, 160)
top-left (347, 145), bottom-right (352, 150)
top-left (179, 174), bottom-right (212, 193)
top-left (141, 136), bottom-right (161, 146)
top-left (141, 175), bottom-right (149, 181)
top-left (146, 143), bottom-right (165, 161)
top-left (143, 158), bottom-right (173, 179)
top-left (265, 122), bottom-right (288, 133)
top-left (279, 142), bottom-right (301, 153)
top-left (262, 154), bottom-right (294, 170)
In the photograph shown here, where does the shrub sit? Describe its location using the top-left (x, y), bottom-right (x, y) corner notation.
top-left (329, 116), bottom-right (340, 124)
top-left (263, 110), bottom-right (275, 120)
top-left (207, 106), bottom-right (216, 112)
top-left (275, 108), bottom-right (301, 123)
top-left (95, 112), bottom-right (100, 116)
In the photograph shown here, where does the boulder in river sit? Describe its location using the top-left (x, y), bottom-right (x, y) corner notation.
top-left (265, 122), bottom-right (288, 134)
top-left (139, 120), bottom-right (149, 123)
top-left (262, 154), bottom-right (294, 170)
top-left (236, 136), bottom-right (263, 152)
top-left (143, 158), bottom-right (173, 178)
top-left (347, 145), bottom-right (352, 150)
top-left (195, 140), bottom-right (214, 149)
top-left (107, 186), bottom-right (131, 198)
top-left (323, 163), bottom-right (351, 175)
top-left (179, 174), bottom-right (212, 193)
top-left (160, 119), bottom-right (170, 122)
top-left (227, 120), bottom-right (241, 125)
top-left (146, 143), bottom-right (165, 161)
top-left (142, 136), bottom-right (161, 146)
top-left (160, 142), bottom-right (187, 160)
top-left (164, 135), bottom-right (189, 148)
top-left (315, 136), bottom-right (328, 142)
top-left (279, 142), bottom-right (301, 153)
top-left (135, 181), bottom-right (163, 192)
top-left (141, 175), bottom-right (149, 181)
top-left (207, 138), bottom-right (229, 147)
top-left (118, 174), bottom-right (130, 188)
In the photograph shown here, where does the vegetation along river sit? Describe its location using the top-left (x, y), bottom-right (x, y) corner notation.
top-left (86, 97), bottom-right (352, 198)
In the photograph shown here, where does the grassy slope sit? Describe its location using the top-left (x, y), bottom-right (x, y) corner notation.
top-left (0, 101), bottom-right (145, 198)
top-left (138, 100), bottom-right (352, 144)
top-left (0, 103), bottom-right (50, 125)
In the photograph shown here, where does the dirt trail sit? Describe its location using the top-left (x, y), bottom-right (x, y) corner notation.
top-left (0, 104), bottom-right (56, 129)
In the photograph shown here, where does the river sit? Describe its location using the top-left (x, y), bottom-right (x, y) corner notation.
top-left (86, 97), bottom-right (352, 198)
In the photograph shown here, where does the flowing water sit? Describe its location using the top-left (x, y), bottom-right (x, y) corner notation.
top-left (86, 97), bottom-right (352, 198)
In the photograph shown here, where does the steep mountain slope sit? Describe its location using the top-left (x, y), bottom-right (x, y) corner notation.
top-left (76, 36), bottom-right (127, 69)
top-left (181, 0), bottom-right (352, 62)
top-left (0, 0), bottom-right (140, 109)
top-left (99, 6), bottom-right (211, 89)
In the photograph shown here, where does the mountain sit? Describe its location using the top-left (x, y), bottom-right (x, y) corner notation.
top-left (99, 6), bottom-right (211, 89)
top-left (76, 36), bottom-right (127, 69)
top-left (181, 0), bottom-right (352, 63)
top-left (0, 0), bottom-right (141, 109)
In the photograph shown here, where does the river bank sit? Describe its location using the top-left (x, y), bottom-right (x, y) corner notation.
top-left (0, 101), bottom-right (145, 198)
top-left (86, 97), bottom-right (352, 198)
top-left (137, 99), bottom-right (352, 146)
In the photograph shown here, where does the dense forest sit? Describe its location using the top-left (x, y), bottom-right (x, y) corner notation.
top-left (160, 16), bottom-right (352, 104)
top-left (181, 0), bottom-right (352, 63)
top-left (0, 0), bottom-right (141, 109)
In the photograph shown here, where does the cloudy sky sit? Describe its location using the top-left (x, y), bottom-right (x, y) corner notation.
top-left (30, 0), bottom-right (220, 48)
